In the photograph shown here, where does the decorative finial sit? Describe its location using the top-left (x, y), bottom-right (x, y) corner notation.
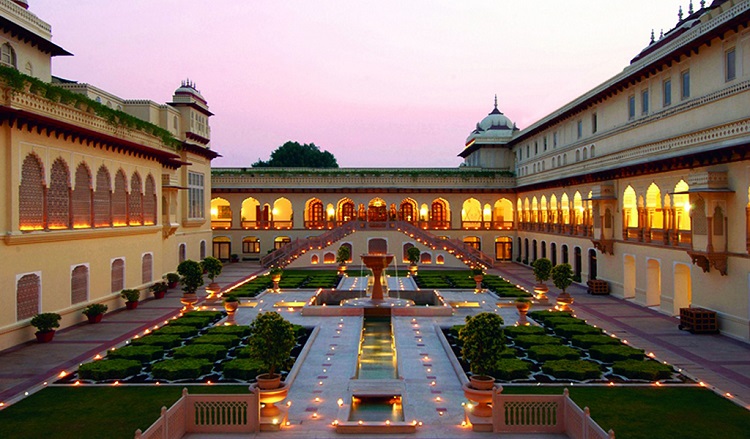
top-left (659, 29), bottom-right (664, 39)
top-left (678, 5), bottom-right (683, 20)
top-left (700, 0), bottom-right (706, 9)
top-left (650, 29), bottom-right (655, 44)
top-left (494, 94), bottom-right (498, 109)
top-left (689, 0), bottom-right (694, 14)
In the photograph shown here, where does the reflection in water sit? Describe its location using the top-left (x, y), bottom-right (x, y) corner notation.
top-left (356, 317), bottom-right (397, 379)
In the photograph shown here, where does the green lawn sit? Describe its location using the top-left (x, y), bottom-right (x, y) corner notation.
top-left (503, 386), bottom-right (750, 439)
top-left (0, 385), bottom-right (248, 439)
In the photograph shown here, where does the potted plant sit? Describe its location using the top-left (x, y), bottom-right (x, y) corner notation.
top-left (120, 289), bottom-right (141, 310)
top-left (551, 263), bottom-right (574, 310)
top-left (458, 312), bottom-right (504, 389)
top-left (150, 281), bottom-right (169, 299)
top-left (531, 257), bottom-right (552, 297)
top-left (336, 246), bottom-right (351, 276)
top-left (247, 311), bottom-right (296, 389)
top-left (31, 312), bottom-right (61, 342)
top-left (515, 297), bottom-right (531, 314)
top-left (407, 246), bottom-right (421, 275)
top-left (201, 256), bottom-right (223, 291)
top-left (165, 272), bottom-right (180, 289)
top-left (471, 267), bottom-right (485, 292)
top-left (82, 303), bottom-right (108, 323)
top-left (269, 266), bottom-right (283, 292)
top-left (177, 259), bottom-right (204, 311)
top-left (223, 294), bottom-right (239, 312)
top-left (230, 253), bottom-right (239, 263)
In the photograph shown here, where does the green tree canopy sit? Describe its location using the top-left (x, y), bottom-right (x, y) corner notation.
top-left (252, 141), bottom-right (338, 168)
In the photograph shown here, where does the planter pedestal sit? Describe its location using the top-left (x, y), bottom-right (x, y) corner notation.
top-left (180, 293), bottom-right (198, 311)
top-left (223, 301), bottom-right (239, 325)
top-left (474, 275), bottom-right (484, 293)
top-left (463, 381), bottom-right (501, 431)
top-left (271, 275), bottom-right (281, 293)
top-left (556, 292), bottom-right (574, 311)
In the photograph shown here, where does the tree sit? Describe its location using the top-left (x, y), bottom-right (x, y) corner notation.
top-left (406, 247), bottom-right (421, 266)
top-left (551, 263), bottom-right (573, 294)
top-left (177, 259), bottom-right (204, 294)
top-left (458, 312), bottom-right (505, 377)
top-left (201, 256), bottom-right (223, 283)
top-left (252, 141), bottom-right (338, 168)
top-left (247, 312), bottom-right (296, 377)
top-left (531, 258), bottom-right (552, 284)
top-left (336, 245), bottom-right (351, 265)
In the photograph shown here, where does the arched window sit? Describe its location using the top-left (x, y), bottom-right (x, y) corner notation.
top-left (17, 273), bottom-right (40, 320)
top-left (111, 259), bottom-right (125, 293)
top-left (129, 172), bottom-right (143, 225)
top-left (71, 265), bottom-right (89, 304)
top-left (72, 164), bottom-right (92, 228)
top-left (112, 170), bottom-right (128, 226)
top-left (143, 174), bottom-right (156, 225)
top-left (94, 166), bottom-right (112, 227)
top-left (306, 198), bottom-right (324, 228)
top-left (142, 253), bottom-right (153, 284)
top-left (19, 154), bottom-right (45, 231)
top-left (242, 236), bottom-right (260, 254)
top-left (420, 253), bottom-right (432, 264)
top-left (399, 199), bottom-right (417, 223)
top-left (179, 243), bottom-right (186, 263)
top-left (339, 200), bottom-right (355, 223)
top-left (403, 242), bottom-right (415, 263)
top-left (1, 43), bottom-right (16, 68)
top-left (48, 158), bottom-right (71, 230)
top-left (200, 240), bottom-right (206, 260)
top-left (324, 252), bottom-right (336, 263)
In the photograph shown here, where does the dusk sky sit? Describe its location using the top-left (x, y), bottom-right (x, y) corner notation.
top-left (33, 1), bottom-right (684, 168)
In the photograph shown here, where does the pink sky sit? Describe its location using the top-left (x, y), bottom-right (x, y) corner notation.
top-left (33, 0), bottom-right (683, 168)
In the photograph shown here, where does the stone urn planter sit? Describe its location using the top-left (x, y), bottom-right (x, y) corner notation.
top-left (256, 373), bottom-right (282, 390)
top-left (223, 296), bottom-right (239, 324)
top-left (515, 300), bottom-right (531, 314)
top-left (252, 378), bottom-right (288, 417)
top-left (469, 374), bottom-right (495, 391)
top-left (463, 379), bottom-right (499, 418)
top-left (180, 293), bottom-right (198, 311)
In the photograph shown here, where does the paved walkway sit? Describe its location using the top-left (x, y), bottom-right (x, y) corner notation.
top-left (492, 263), bottom-right (750, 407)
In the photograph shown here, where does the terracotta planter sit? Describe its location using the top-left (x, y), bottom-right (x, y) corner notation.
top-left (125, 301), bottom-right (138, 310)
top-left (168, 282), bottom-right (178, 289)
top-left (469, 375), bottom-right (495, 390)
top-left (153, 291), bottom-right (166, 300)
top-left (224, 300), bottom-right (239, 313)
top-left (256, 373), bottom-right (282, 390)
top-left (180, 293), bottom-right (198, 311)
top-left (35, 330), bottom-right (55, 343)
top-left (473, 275), bottom-right (484, 283)
top-left (87, 313), bottom-right (103, 324)
top-left (515, 302), bottom-right (531, 313)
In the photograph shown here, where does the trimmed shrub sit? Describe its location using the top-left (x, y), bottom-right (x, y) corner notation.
top-left (235, 346), bottom-right (256, 359)
top-left (191, 334), bottom-right (240, 348)
top-left (542, 360), bottom-right (601, 381)
top-left (182, 311), bottom-right (223, 321)
top-left (290, 324), bottom-right (308, 338)
top-left (205, 325), bottom-right (252, 337)
top-left (500, 348), bottom-right (520, 359)
top-left (130, 335), bottom-right (182, 349)
top-left (78, 359), bottom-right (141, 381)
top-left (491, 359), bottom-right (531, 381)
top-left (151, 358), bottom-right (213, 381)
top-left (153, 325), bottom-right (200, 338)
top-left (222, 358), bottom-right (265, 381)
top-left (570, 334), bottom-right (622, 349)
top-left (504, 325), bottom-right (546, 338)
top-left (543, 316), bottom-right (587, 327)
top-left (173, 344), bottom-right (228, 362)
top-left (107, 345), bottom-right (164, 362)
top-left (589, 344), bottom-right (644, 362)
top-left (553, 324), bottom-right (603, 338)
top-left (528, 345), bottom-right (581, 362)
top-left (528, 310), bottom-right (572, 324)
top-left (168, 317), bottom-right (213, 328)
top-left (513, 335), bottom-right (562, 349)
top-left (448, 325), bottom-right (465, 337)
top-left (612, 360), bottom-right (673, 381)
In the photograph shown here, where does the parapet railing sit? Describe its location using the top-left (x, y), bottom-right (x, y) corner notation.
top-left (493, 388), bottom-right (614, 439)
top-left (134, 389), bottom-right (260, 439)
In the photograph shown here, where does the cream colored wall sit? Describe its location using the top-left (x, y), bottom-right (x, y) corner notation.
top-left (0, 29), bottom-right (52, 81)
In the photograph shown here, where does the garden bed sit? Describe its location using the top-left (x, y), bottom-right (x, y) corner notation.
top-left (58, 311), bottom-right (312, 384)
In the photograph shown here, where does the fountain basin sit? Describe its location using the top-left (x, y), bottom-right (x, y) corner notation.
top-left (301, 288), bottom-right (453, 317)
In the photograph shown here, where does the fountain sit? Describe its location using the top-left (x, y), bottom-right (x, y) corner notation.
top-left (340, 254), bottom-right (415, 310)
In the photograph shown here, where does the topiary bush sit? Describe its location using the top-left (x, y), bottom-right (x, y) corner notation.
top-left (504, 325), bottom-right (547, 338)
top-left (528, 345), bottom-right (581, 362)
top-left (247, 311), bottom-right (296, 377)
top-left (612, 360), bottom-right (673, 381)
top-left (183, 311), bottom-right (224, 321)
top-left (153, 325), bottom-right (200, 338)
top-left (130, 334), bottom-right (182, 349)
top-left (543, 316), bottom-right (588, 327)
top-left (491, 359), bottom-right (532, 381)
top-left (589, 344), bottom-right (644, 362)
top-left (513, 334), bottom-right (562, 349)
top-left (528, 310), bottom-right (572, 324)
top-left (570, 334), bottom-right (623, 349)
top-left (542, 359), bottom-right (602, 381)
top-left (205, 325), bottom-right (252, 337)
top-left (553, 324), bottom-right (603, 338)
top-left (107, 345), bottom-right (165, 363)
top-left (458, 312), bottom-right (506, 377)
top-left (167, 317), bottom-right (213, 328)
top-left (191, 334), bottom-right (241, 348)
top-left (78, 359), bottom-right (142, 381)
top-left (151, 358), bottom-right (213, 381)
top-left (173, 344), bottom-right (228, 362)
top-left (222, 358), bottom-right (266, 381)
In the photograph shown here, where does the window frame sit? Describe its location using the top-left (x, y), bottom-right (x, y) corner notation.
top-left (725, 47), bottom-right (736, 82)
top-left (663, 78), bottom-right (672, 107)
top-left (681, 70), bottom-right (690, 100)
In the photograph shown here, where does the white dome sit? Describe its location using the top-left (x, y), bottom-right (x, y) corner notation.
top-left (465, 97), bottom-right (516, 144)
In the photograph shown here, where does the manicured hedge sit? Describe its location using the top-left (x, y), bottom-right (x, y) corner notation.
top-left (167, 317), bottom-right (213, 328)
top-left (448, 325), bottom-right (465, 337)
top-left (543, 316), bottom-right (588, 327)
top-left (491, 359), bottom-right (531, 381)
top-left (151, 358), bottom-right (213, 381)
top-left (528, 310), bottom-right (572, 324)
top-left (182, 311), bottom-right (224, 321)
top-left (173, 344), bottom-right (228, 362)
top-left (589, 345), bottom-right (644, 362)
top-left (504, 325), bottom-right (546, 338)
top-left (205, 325), bottom-right (251, 337)
top-left (78, 359), bottom-right (141, 381)
top-left (235, 346), bottom-right (256, 359)
top-left (107, 345), bottom-right (164, 362)
top-left (553, 324), bottom-right (603, 338)
top-left (513, 334), bottom-right (562, 349)
top-left (612, 360), bottom-right (673, 381)
top-left (542, 360), bottom-right (602, 381)
top-left (528, 345), bottom-right (581, 362)
top-left (191, 334), bottom-right (240, 348)
top-left (130, 334), bottom-right (182, 349)
top-left (153, 325), bottom-right (200, 338)
top-left (222, 358), bottom-right (265, 381)
top-left (570, 334), bottom-right (622, 349)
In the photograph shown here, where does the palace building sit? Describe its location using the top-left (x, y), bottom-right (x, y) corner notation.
top-left (0, 0), bottom-right (217, 349)
top-left (211, 0), bottom-right (750, 341)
